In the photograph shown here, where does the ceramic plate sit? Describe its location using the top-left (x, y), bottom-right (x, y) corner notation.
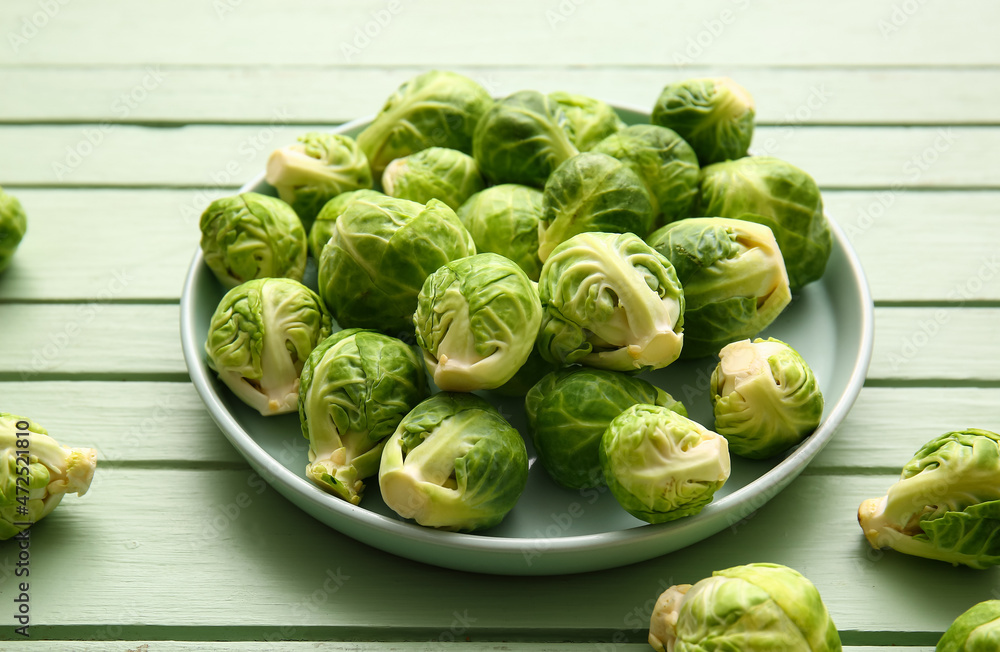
top-left (180, 107), bottom-right (874, 575)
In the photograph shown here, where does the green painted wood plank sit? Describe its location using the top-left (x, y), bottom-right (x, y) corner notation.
top-left (0, 381), bottom-right (240, 466)
top-left (0, 469), bottom-right (984, 645)
top-left (1, 189), bottom-right (997, 304)
top-left (0, 304), bottom-right (996, 382)
top-left (1, 0), bottom-right (996, 67)
top-left (2, 66), bottom-right (998, 126)
top-left (0, 125), bottom-right (994, 189)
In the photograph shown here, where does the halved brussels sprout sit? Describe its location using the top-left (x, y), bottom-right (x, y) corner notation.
top-left (205, 277), bottom-right (332, 416)
top-left (382, 147), bottom-right (485, 210)
top-left (711, 338), bottom-right (824, 459)
top-left (473, 90), bottom-right (579, 188)
top-left (414, 252), bottom-right (542, 391)
top-left (651, 77), bottom-right (755, 166)
top-left (299, 328), bottom-right (428, 505)
top-left (199, 192), bottom-right (307, 289)
top-left (307, 188), bottom-right (385, 259)
top-left (379, 393), bottom-right (529, 532)
top-left (537, 231), bottom-right (685, 371)
top-left (317, 195), bottom-right (475, 333)
top-left (600, 404), bottom-right (729, 523)
top-left (538, 152), bottom-right (656, 262)
top-left (591, 124), bottom-right (700, 226)
top-left (525, 368), bottom-right (686, 489)
top-left (265, 132), bottom-right (373, 230)
top-left (457, 184), bottom-right (545, 281)
top-left (1, 413), bottom-right (97, 540)
top-left (697, 156), bottom-right (832, 290)
top-left (548, 91), bottom-right (625, 152)
top-left (937, 600), bottom-right (1000, 651)
top-left (357, 70), bottom-right (493, 176)
top-left (0, 187), bottom-right (27, 273)
top-left (648, 217), bottom-right (791, 358)
top-left (649, 563), bottom-right (842, 651)
top-left (859, 429), bottom-right (1000, 569)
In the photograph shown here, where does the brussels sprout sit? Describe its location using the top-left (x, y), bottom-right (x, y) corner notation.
top-left (525, 368), bottom-right (686, 489)
top-left (205, 278), bottom-right (332, 416)
top-left (379, 392), bottom-right (529, 532)
top-left (591, 124), bottom-right (699, 226)
top-left (538, 152), bottom-right (656, 262)
top-left (357, 70), bottom-right (493, 176)
top-left (859, 429), bottom-right (1000, 569)
top-left (600, 404), bottom-right (729, 523)
top-left (382, 147), bottom-right (485, 210)
top-left (537, 232), bottom-right (685, 372)
top-left (414, 253), bottom-right (542, 392)
top-left (299, 329), bottom-right (428, 505)
top-left (711, 338), bottom-right (824, 459)
top-left (457, 184), bottom-right (544, 281)
top-left (548, 91), bottom-right (625, 152)
top-left (490, 345), bottom-right (557, 398)
top-left (697, 156), bottom-right (832, 290)
top-left (649, 563), bottom-right (842, 651)
top-left (0, 187), bottom-right (27, 273)
top-left (199, 192), bottom-right (307, 289)
top-left (265, 132), bottom-right (373, 230)
top-left (0, 413), bottom-right (97, 540)
top-left (317, 195), bottom-right (475, 333)
top-left (308, 188), bottom-right (385, 259)
top-left (937, 600), bottom-right (1000, 651)
top-left (648, 217), bottom-right (791, 358)
top-left (651, 77), bottom-right (755, 166)
top-left (473, 90), bottom-right (579, 188)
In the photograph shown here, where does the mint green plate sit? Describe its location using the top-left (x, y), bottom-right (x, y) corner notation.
top-left (180, 108), bottom-right (874, 576)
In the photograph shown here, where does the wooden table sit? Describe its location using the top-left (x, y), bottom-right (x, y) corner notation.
top-left (1, 1), bottom-right (997, 649)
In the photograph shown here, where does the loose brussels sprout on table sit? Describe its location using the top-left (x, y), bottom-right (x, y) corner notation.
top-left (698, 156), bottom-right (832, 291)
top-left (548, 91), bottom-right (625, 152)
top-left (357, 70), bottom-right (493, 176)
top-left (651, 77), bottom-right (756, 166)
top-left (537, 231), bottom-right (685, 372)
top-left (382, 147), bottom-right (485, 210)
top-left (1, 413), bottom-right (97, 540)
top-left (859, 428), bottom-right (1000, 569)
top-left (414, 252), bottom-right (542, 392)
top-left (379, 393), bottom-right (529, 532)
top-left (0, 187), bottom-right (27, 273)
top-left (591, 124), bottom-right (700, 226)
top-left (648, 217), bottom-right (791, 359)
top-left (317, 194), bottom-right (475, 333)
top-left (711, 338), bottom-right (824, 459)
top-left (649, 562), bottom-right (842, 651)
top-left (457, 184), bottom-right (545, 281)
top-left (205, 277), bottom-right (332, 416)
top-left (937, 600), bottom-right (1000, 651)
top-left (538, 152), bottom-right (656, 262)
top-left (199, 192), bottom-right (307, 289)
top-left (525, 368), bottom-right (686, 490)
top-left (473, 90), bottom-right (579, 188)
top-left (307, 188), bottom-right (385, 260)
top-left (265, 132), bottom-right (373, 230)
top-left (601, 404), bottom-right (730, 523)
top-left (299, 328), bottom-right (428, 505)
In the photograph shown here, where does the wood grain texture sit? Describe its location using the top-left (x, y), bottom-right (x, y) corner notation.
top-left (0, 125), bottom-right (994, 189)
top-left (0, 468), bottom-right (984, 645)
top-left (1, 0), bottom-right (995, 66)
top-left (2, 66), bottom-right (998, 125)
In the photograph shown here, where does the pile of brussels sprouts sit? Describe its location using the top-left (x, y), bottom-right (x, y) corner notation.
top-left (199, 70), bottom-right (833, 533)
